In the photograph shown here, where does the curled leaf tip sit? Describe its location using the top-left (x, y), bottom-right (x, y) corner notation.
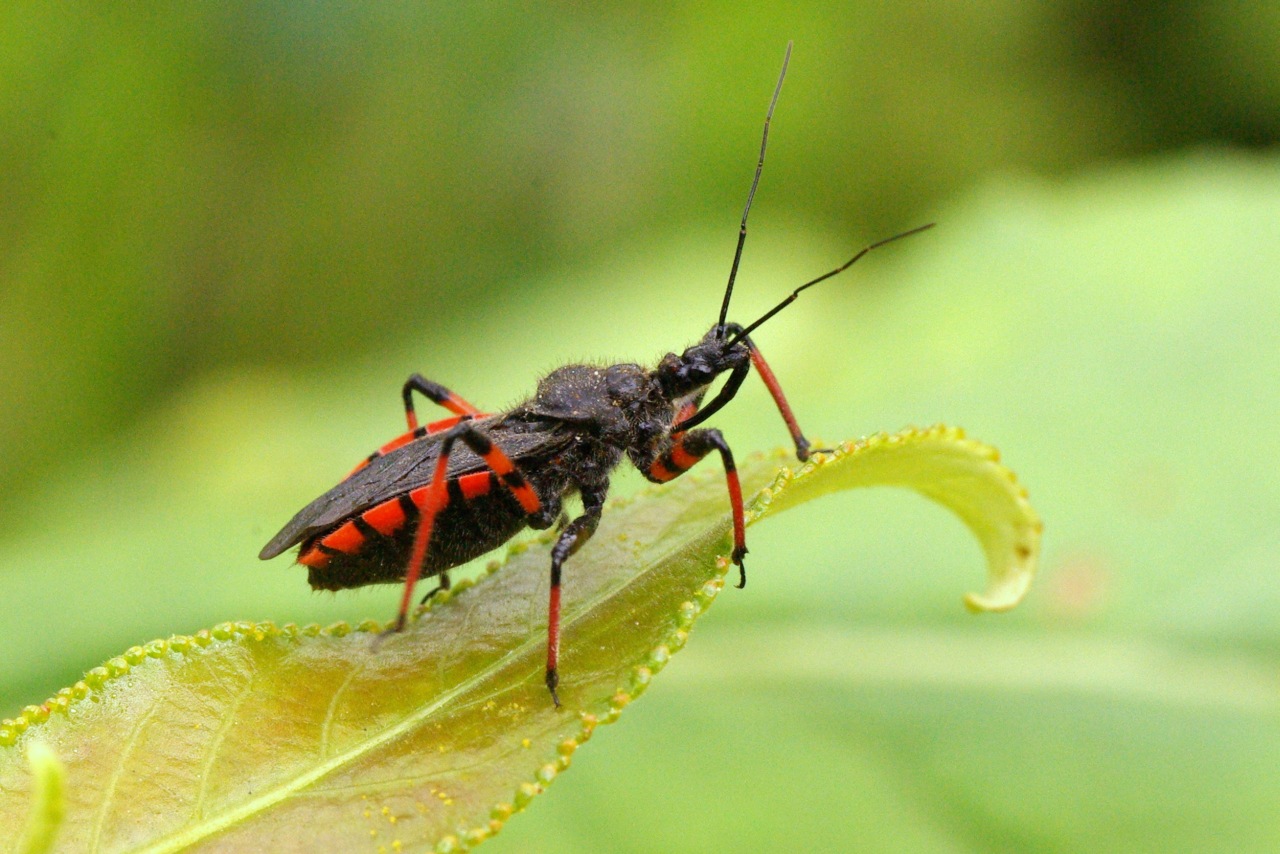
top-left (744, 424), bottom-right (1040, 615)
top-left (0, 425), bottom-right (1038, 851)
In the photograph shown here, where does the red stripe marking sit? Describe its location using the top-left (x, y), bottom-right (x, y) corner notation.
top-left (649, 459), bottom-right (678, 482)
top-left (457, 471), bottom-right (492, 499)
top-left (669, 443), bottom-right (701, 472)
top-left (479, 444), bottom-right (540, 512)
top-left (444, 393), bottom-right (481, 416)
top-left (410, 485), bottom-right (447, 513)
top-left (322, 520), bottom-right (365, 554)
top-left (425, 415), bottom-right (465, 434)
top-left (299, 547), bottom-right (330, 569)
top-left (346, 426), bottom-right (428, 479)
top-left (425, 412), bottom-right (492, 434)
top-left (483, 450), bottom-right (515, 476)
top-left (673, 401), bottom-right (698, 431)
top-left (445, 396), bottom-right (476, 414)
top-left (362, 497), bottom-right (407, 536)
top-left (510, 483), bottom-right (541, 515)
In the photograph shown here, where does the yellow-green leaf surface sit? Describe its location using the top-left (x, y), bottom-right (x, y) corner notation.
top-left (0, 426), bottom-right (1037, 853)
top-left (17, 742), bottom-right (64, 854)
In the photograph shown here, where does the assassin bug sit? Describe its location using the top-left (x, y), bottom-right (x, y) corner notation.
top-left (259, 42), bottom-right (931, 707)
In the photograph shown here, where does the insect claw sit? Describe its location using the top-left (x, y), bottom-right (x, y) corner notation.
top-left (371, 617), bottom-right (404, 651)
top-left (546, 669), bottom-right (562, 708)
top-left (795, 441), bottom-right (833, 462)
top-left (731, 546), bottom-right (748, 588)
top-left (417, 580), bottom-right (449, 605)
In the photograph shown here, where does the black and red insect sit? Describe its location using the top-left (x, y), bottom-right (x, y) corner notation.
top-left (259, 43), bottom-right (931, 707)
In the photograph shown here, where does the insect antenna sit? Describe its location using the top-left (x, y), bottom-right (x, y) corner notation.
top-left (724, 222), bottom-right (935, 347)
top-left (716, 41), bottom-right (793, 340)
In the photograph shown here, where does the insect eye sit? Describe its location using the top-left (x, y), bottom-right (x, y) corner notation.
top-left (685, 363), bottom-right (715, 383)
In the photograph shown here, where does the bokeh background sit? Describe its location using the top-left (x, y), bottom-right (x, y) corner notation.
top-left (3, 4), bottom-right (1279, 851)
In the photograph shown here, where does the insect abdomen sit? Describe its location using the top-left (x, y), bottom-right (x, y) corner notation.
top-left (301, 476), bottom-right (530, 591)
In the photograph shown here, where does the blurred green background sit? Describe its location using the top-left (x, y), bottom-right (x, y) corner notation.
top-left (3, 4), bottom-right (1279, 851)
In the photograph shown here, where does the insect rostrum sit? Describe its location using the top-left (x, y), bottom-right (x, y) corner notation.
top-left (259, 42), bottom-right (931, 707)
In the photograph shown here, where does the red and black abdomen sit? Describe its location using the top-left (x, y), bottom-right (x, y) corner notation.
top-left (260, 419), bottom-right (578, 590)
top-left (299, 472), bottom-right (533, 591)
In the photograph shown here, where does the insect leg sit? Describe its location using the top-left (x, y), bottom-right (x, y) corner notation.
top-left (636, 428), bottom-right (749, 587)
top-left (673, 333), bottom-right (821, 461)
top-left (671, 360), bottom-right (750, 434)
top-left (388, 422), bottom-right (543, 633)
top-left (544, 483), bottom-right (607, 707)
top-left (417, 570), bottom-right (451, 606)
top-left (402, 374), bottom-right (482, 430)
top-left (671, 389), bottom-right (709, 435)
top-left (346, 378), bottom-right (489, 480)
top-left (344, 417), bottom-right (471, 480)
top-left (744, 340), bottom-right (827, 461)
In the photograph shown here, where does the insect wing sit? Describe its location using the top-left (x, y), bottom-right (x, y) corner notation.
top-left (259, 418), bottom-right (571, 559)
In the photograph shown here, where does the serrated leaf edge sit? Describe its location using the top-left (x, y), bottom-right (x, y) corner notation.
top-left (2, 425), bottom-right (1039, 853)
top-left (0, 475), bottom-right (736, 853)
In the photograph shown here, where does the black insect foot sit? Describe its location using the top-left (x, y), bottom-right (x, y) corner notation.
top-left (732, 547), bottom-right (748, 588)
top-left (371, 615), bottom-right (406, 650)
top-left (546, 669), bottom-right (562, 708)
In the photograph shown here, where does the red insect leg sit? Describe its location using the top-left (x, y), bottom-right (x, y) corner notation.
top-left (546, 572), bottom-right (562, 703)
top-left (394, 477), bottom-right (449, 631)
top-left (745, 344), bottom-right (825, 461)
top-left (388, 423), bottom-right (542, 632)
top-left (345, 414), bottom-right (492, 480)
top-left (401, 374), bottom-right (481, 431)
top-left (345, 376), bottom-right (489, 480)
top-left (642, 428), bottom-right (747, 586)
top-left (669, 337), bottom-right (820, 463)
top-left (543, 486), bottom-right (605, 707)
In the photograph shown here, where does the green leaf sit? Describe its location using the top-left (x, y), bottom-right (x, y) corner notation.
top-left (17, 742), bottom-right (64, 854)
top-left (0, 426), bottom-right (1037, 853)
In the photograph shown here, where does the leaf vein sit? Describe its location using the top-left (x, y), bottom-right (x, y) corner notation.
top-left (318, 658), bottom-right (366, 759)
top-left (192, 671), bottom-right (257, 820)
top-left (89, 695), bottom-right (165, 854)
top-left (132, 632), bottom-right (546, 854)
